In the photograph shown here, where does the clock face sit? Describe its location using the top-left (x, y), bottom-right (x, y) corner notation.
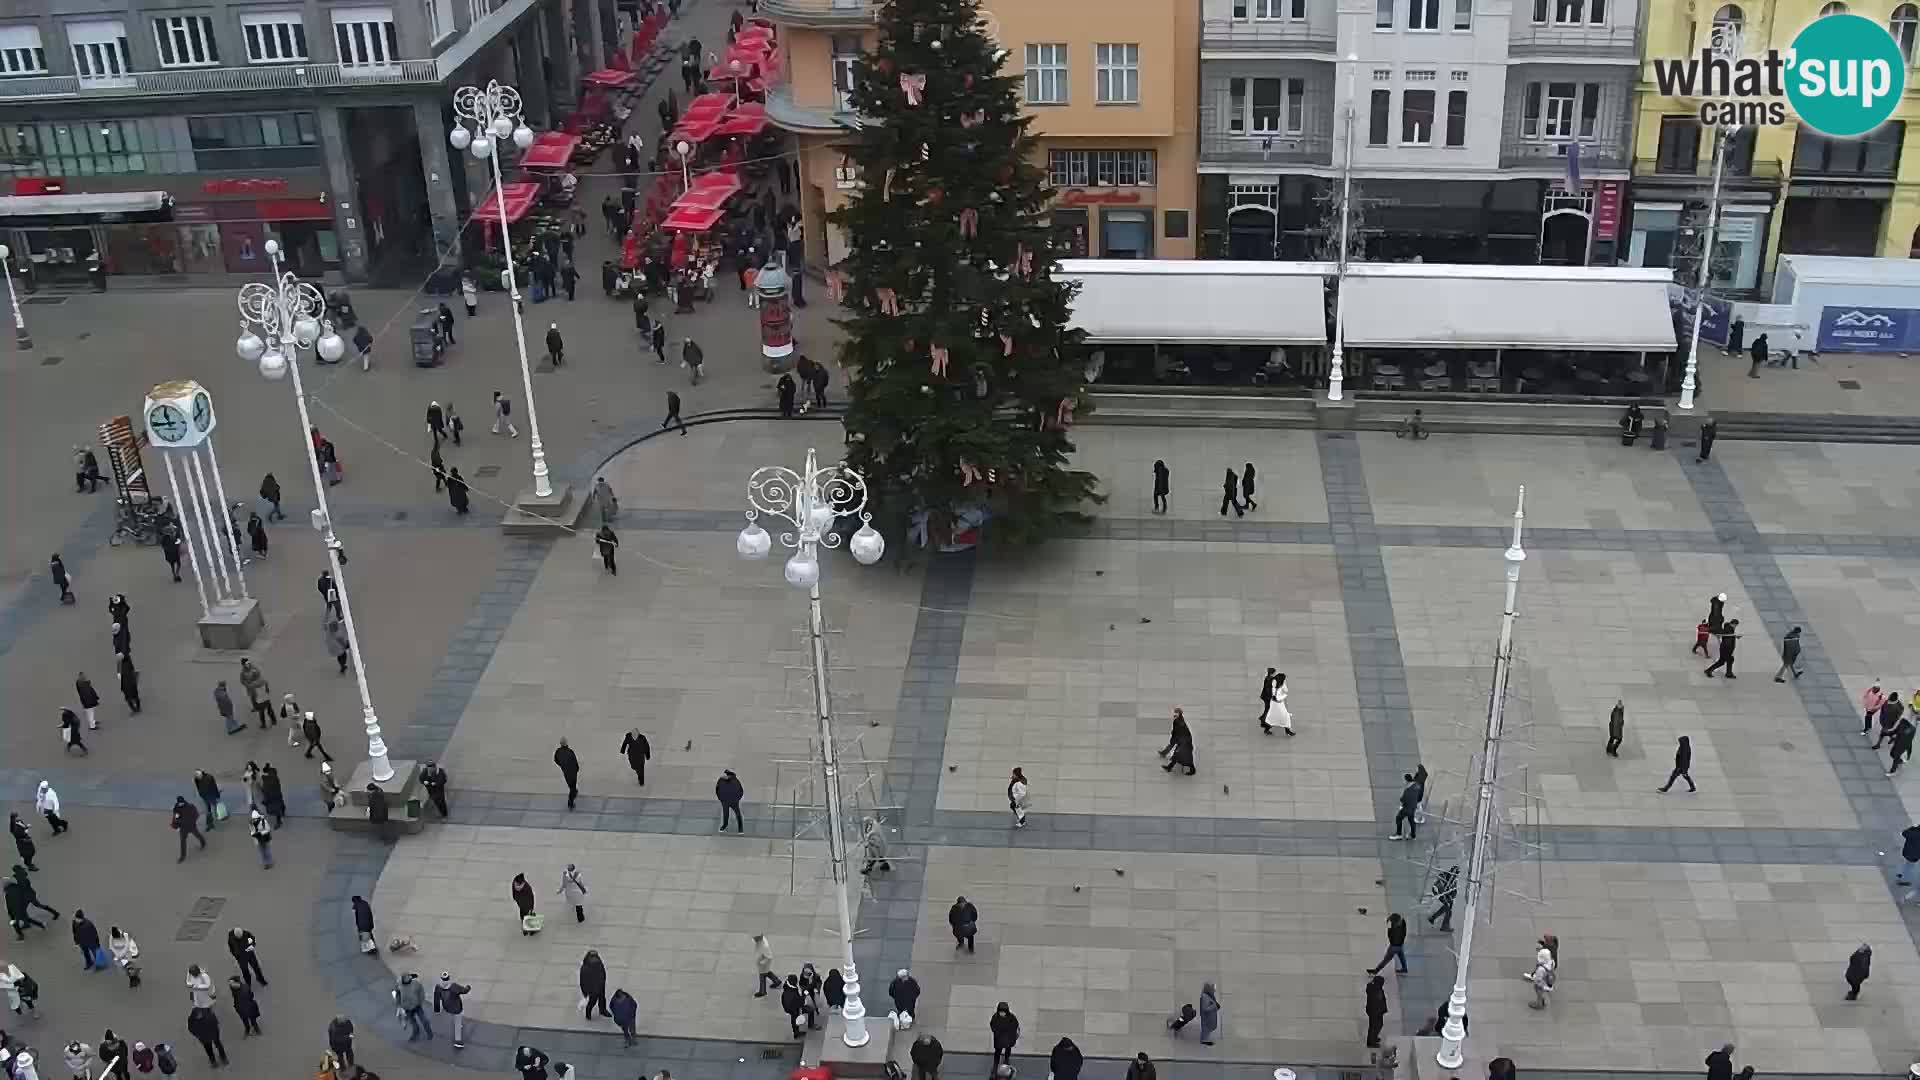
top-left (192, 391), bottom-right (213, 432)
top-left (148, 403), bottom-right (189, 443)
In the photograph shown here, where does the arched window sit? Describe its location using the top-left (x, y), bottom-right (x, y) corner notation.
top-left (1893, 3), bottom-right (1918, 58)
top-left (1820, 1), bottom-right (1849, 14)
top-left (1712, 3), bottom-right (1744, 38)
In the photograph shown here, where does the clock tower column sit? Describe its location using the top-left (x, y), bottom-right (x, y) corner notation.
top-left (143, 380), bottom-right (266, 651)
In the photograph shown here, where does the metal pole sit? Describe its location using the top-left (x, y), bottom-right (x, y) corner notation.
top-left (1679, 127), bottom-right (1728, 412)
top-left (0, 244), bottom-right (29, 350)
top-left (203, 435), bottom-right (251, 600)
top-left (185, 452), bottom-right (233, 602)
top-left (810, 577), bottom-right (868, 1048)
top-left (1435, 486), bottom-right (1527, 1071)
top-left (163, 452), bottom-right (211, 618)
top-left (1328, 52), bottom-right (1357, 402)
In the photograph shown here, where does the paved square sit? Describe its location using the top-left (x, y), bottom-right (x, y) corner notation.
top-left (1716, 442), bottom-right (1920, 536)
top-left (1068, 429), bottom-right (1331, 523)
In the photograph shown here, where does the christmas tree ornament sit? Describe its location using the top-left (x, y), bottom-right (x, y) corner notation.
top-left (960, 109), bottom-right (984, 128)
top-left (958, 207), bottom-right (979, 238)
top-left (1015, 244), bottom-right (1032, 276)
top-left (883, 167), bottom-right (896, 201)
top-left (900, 73), bottom-right (927, 106)
top-left (1000, 333), bottom-right (1014, 357)
top-left (964, 72), bottom-right (974, 88)
top-left (931, 38), bottom-right (943, 49)
top-left (930, 343), bottom-right (950, 376)
top-left (1056, 399), bottom-right (1076, 428)
top-left (875, 287), bottom-right (901, 315)
top-left (826, 270), bottom-right (846, 303)
top-left (925, 186), bottom-right (944, 205)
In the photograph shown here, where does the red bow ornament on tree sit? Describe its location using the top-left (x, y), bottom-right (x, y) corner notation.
top-left (958, 460), bottom-right (997, 487)
top-left (1015, 244), bottom-right (1033, 277)
top-left (930, 342), bottom-right (950, 376)
top-left (875, 287), bottom-right (901, 315)
top-left (1000, 332), bottom-right (1014, 357)
top-left (1055, 398), bottom-right (1076, 429)
top-left (958, 207), bottom-right (979, 238)
top-left (900, 73), bottom-right (927, 106)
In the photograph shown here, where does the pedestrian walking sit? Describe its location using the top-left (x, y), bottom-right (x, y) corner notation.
top-left (751, 934), bottom-right (779, 996)
top-left (109, 926), bottom-right (141, 986)
top-left (434, 973), bottom-right (472, 1048)
top-left (328, 1015), bottom-right (357, 1068)
top-left (1049, 1038), bottom-right (1082, 1080)
top-left (1774, 626), bottom-right (1804, 681)
top-left (493, 392), bottom-right (519, 437)
top-left (595, 525), bottom-right (619, 574)
top-left (394, 972), bottom-right (432, 1041)
top-left (862, 816), bottom-right (891, 874)
top-left (259, 763), bottom-right (286, 827)
top-left (1658, 735), bottom-right (1696, 792)
top-left (1151, 460), bottom-right (1170, 513)
top-left (227, 927), bottom-right (267, 986)
top-left (717, 769), bottom-right (745, 832)
top-left (1241, 463), bottom-right (1258, 511)
top-left (421, 761), bottom-right (449, 817)
top-left (75, 672), bottom-right (100, 730)
top-left (949, 895), bottom-right (978, 952)
top-left (683, 337), bottom-right (705, 383)
top-left (988, 1002), bottom-right (1020, 1067)
top-left (350, 896), bottom-right (374, 954)
top-left (1197, 981), bottom-right (1221, 1044)
top-left (1258, 669), bottom-right (1277, 734)
top-left (662, 389), bottom-right (688, 435)
top-left (1703, 618), bottom-right (1740, 677)
top-left (318, 568), bottom-right (341, 616)
top-left (108, 591), bottom-right (131, 632)
top-left (213, 681), bottom-right (239, 735)
top-left (1606, 699), bottom-right (1626, 756)
top-left (97, 1034), bottom-right (128, 1079)
top-left (554, 738), bottom-right (581, 809)
top-left (1748, 332), bottom-right (1768, 377)
top-left (239, 659), bottom-right (272, 726)
top-left (1007, 767), bottom-right (1031, 828)
top-left (326, 616), bottom-right (352, 674)
top-left (594, 477), bottom-right (619, 524)
top-left (9, 813), bottom-right (38, 874)
top-left (228, 976), bottom-right (260, 1036)
top-left (259, 474), bottom-right (284, 522)
top-left (780, 974), bottom-right (809, 1037)
top-left (36, 782), bottom-right (67, 836)
top-left (248, 809), bottom-right (273, 868)
top-left (651, 320), bottom-right (667, 364)
top-left (366, 783), bottom-right (394, 845)
top-left (437, 302), bottom-right (456, 345)
top-left (1389, 773), bottom-right (1422, 840)
top-left (1427, 864), bottom-right (1460, 931)
top-left (546, 324), bottom-right (565, 367)
top-left (808, 361), bottom-right (829, 407)
top-left (1707, 592), bottom-right (1727, 633)
top-left (512, 873), bottom-right (537, 932)
top-left (58, 707), bottom-right (88, 755)
top-left (426, 401), bottom-right (447, 447)
top-left (160, 524), bottom-right (183, 581)
top-left (620, 729), bottom-right (650, 785)
top-left (1219, 468), bottom-right (1243, 518)
top-left (1697, 417), bottom-right (1718, 461)
top-left (1875, 692), bottom-right (1906, 748)
top-left (910, 1033), bottom-right (943, 1080)
top-left (559, 864), bottom-right (588, 923)
top-left (117, 653), bottom-right (140, 713)
top-left (446, 465), bottom-right (471, 515)
top-left (560, 262), bottom-right (578, 302)
top-left (609, 987), bottom-right (637, 1047)
top-left (1363, 975), bottom-right (1387, 1047)
top-left (171, 797), bottom-right (207, 862)
top-left (186, 963), bottom-right (216, 1007)
top-left (187, 1006), bottom-right (228, 1067)
top-left (76, 446), bottom-right (103, 493)
top-left (6, 875), bottom-right (46, 940)
top-left (1158, 709), bottom-right (1196, 775)
top-left (887, 968), bottom-right (920, 1026)
top-left (514, 1046), bottom-right (549, 1080)
top-left (51, 553), bottom-right (73, 604)
top-left (1705, 1043), bottom-right (1735, 1080)
top-left (1889, 716), bottom-right (1916, 775)
top-left (72, 909), bottom-right (101, 969)
top-left (1862, 681), bottom-right (1888, 735)
top-left (1843, 943), bottom-right (1871, 999)
top-left (824, 966), bottom-right (846, 1012)
top-left (1367, 914), bottom-right (1409, 974)
top-left (1127, 1053), bottom-right (1157, 1080)
top-left (192, 770), bottom-right (224, 830)
top-left (461, 272), bottom-right (479, 316)
top-left (1523, 947), bottom-right (1555, 1009)
top-left (302, 711), bottom-right (333, 762)
top-left (64, 1041), bottom-right (92, 1080)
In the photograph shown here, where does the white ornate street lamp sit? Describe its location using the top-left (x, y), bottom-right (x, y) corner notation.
top-left (0, 243), bottom-right (31, 350)
top-left (235, 241), bottom-right (393, 783)
top-left (1327, 52), bottom-right (1358, 403)
top-left (736, 448), bottom-right (886, 1048)
top-left (1680, 23), bottom-right (1742, 412)
top-left (450, 80), bottom-right (552, 498)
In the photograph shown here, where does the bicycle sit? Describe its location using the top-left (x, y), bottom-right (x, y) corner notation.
top-left (108, 495), bottom-right (163, 547)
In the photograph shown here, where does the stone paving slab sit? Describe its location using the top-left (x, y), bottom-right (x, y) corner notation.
top-left (1714, 441), bottom-right (1920, 536)
top-left (937, 539), bottom-right (1369, 822)
top-left (1066, 428), bottom-right (1331, 524)
top-left (1385, 547), bottom-right (1858, 830)
top-left (1357, 433), bottom-right (1712, 531)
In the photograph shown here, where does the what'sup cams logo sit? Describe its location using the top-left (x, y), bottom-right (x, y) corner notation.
top-left (1651, 14), bottom-right (1906, 136)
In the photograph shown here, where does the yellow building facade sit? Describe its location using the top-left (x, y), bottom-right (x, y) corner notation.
top-left (760, 0), bottom-right (1199, 269)
top-left (1627, 0), bottom-right (1920, 291)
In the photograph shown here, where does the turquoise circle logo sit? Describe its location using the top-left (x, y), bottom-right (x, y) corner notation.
top-left (1785, 13), bottom-right (1906, 137)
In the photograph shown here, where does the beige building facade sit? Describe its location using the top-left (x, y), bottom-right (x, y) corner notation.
top-left (761, 0), bottom-right (1199, 269)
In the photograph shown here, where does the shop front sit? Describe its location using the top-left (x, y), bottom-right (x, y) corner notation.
top-left (0, 188), bottom-right (175, 285)
top-left (1049, 188), bottom-right (1160, 259)
top-left (1779, 181), bottom-right (1892, 259)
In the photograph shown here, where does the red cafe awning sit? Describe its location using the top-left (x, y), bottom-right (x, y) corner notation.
top-left (669, 116), bottom-right (721, 144)
top-left (475, 181), bottom-right (541, 224)
top-left (712, 112), bottom-right (767, 138)
top-left (661, 204), bottom-right (725, 232)
top-left (708, 59), bottom-right (759, 81)
top-left (674, 171), bottom-right (743, 209)
top-left (519, 131), bottom-right (579, 169)
top-left (735, 25), bottom-right (773, 43)
top-left (582, 68), bottom-right (634, 87)
top-left (685, 92), bottom-right (732, 115)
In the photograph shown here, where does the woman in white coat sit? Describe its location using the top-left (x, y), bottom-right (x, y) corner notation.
top-left (557, 864), bottom-right (588, 923)
top-left (1268, 674), bottom-right (1294, 736)
top-left (35, 781), bottom-right (67, 834)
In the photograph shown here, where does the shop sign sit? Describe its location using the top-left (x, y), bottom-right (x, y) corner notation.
top-left (1716, 216), bottom-right (1758, 242)
top-left (1788, 181), bottom-right (1890, 199)
top-left (833, 166), bottom-right (861, 191)
top-left (1059, 189), bottom-right (1143, 207)
top-left (1816, 304), bottom-right (1920, 351)
top-left (202, 177), bottom-right (290, 195)
top-left (1591, 180), bottom-right (1624, 241)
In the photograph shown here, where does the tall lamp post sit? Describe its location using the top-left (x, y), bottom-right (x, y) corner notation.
top-left (1435, 487), bottom-right (1528, 1071)
top-left (235, 240), bottom-right (394, 783)
top-left (1327, 52), bottom-right (1358, 402)
top-left (1680, 23), bottom-right (1741, 412)
top-left (736, 448), bottom-right (887, 1048)
top-left (449, 81), bottom-right (553, 499)
top-left (0, 243), bottom-right (32, 350)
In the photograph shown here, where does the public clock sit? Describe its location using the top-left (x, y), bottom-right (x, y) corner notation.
top-left (143, 379), bottom-right (214, 448)
top-left (147, 403), bottom-right (189, 443)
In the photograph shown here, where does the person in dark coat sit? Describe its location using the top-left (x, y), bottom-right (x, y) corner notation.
top-left (1844, 943), bottom-right (1872, 999)
top-left (1707, 593), bottom-right (1727, 634)
top-left (227, 927), bottom-right (266, 986)
top-left (75, 673), bottom-right (100, 730)
top-left (430, 442), bottom-right (447, 493)
top-left (1876, 693), bottom-right (1906, 748)
top-left (1158, 708), bottom-right (1196, 775)
top-left (302, 711), bottom-right (332, 762)
top-left (823, 967), bottom-right (845, 1012)
top-left (716, 769), bottom-right (745, 831)
top-left (909, 1033), bottom-right (944, 1080)
top-left (436, 303), bottom-right (456, 345)
top-left (553, 738), bottom-right (581, 809)
top-left (1364, 975), bottom-right (1388, 1047)
top-left (446, 466), bottom-right (470, 515)
top-left (6, 875), bottom-right (47, 938)
top-left (98, 1033), bottom-right (130, 1079)
top-left (1775, 625), bottom-right (1803, 682)
top-left (117, 653), bottom-right (141, 713)
top-left (620, 730), bottom-right (651, 786)
top-left (259, 474), bottom-right (284, 521)
top-left (1152, 460), bottom-right (1170, 514)
top-left (259, 764), bottom-right (286, 827)
top-left (51, 553), bottom-right (73, 604)
top-left (1125, 1053), bottom-right (1157, 1080)
top-left (60, 707), bottom-right (89, 755)
top-left (1618, 403), bottom-right (1644, 445)
top-left (578, 950), bottom-right (610, 1019)
top-left (514, 1045), bottom-right (550, 1080)
top-left (888, 969), bottom-right (920, 1020)
top-left (420, 761), bottom-right (449, 817)
top-left (1890, 716), bottom-right (1917, 775)
top-left (1705, 1043), bottom-right (1735, 1080)
top-left (1704, 618), bottom-right (1740, 678)
top-left (1748, 333), bottom-right (1768, 377)
top-left (1240, 463), bottom-right (1258, 511)
top-left (1697, 418), bottom-right (1718, 462)
top-left (366, 784), bottom-right (394, 845)
top-left (160, 524), bottom-right (183, 581)
top-left (436, 973), bottom-right (473, 1048)
top-left (192, 770), bottom-right (223, 830)
top-left (228, 975), bottom-right (261, 1035)
top-left (1219, 469), bottom-right (1242, 518)
top-left (777, 373), bottom-right (797, 417)
top-left (512, 873), bottom-right (536, 928)
top-left (1659, 735), bottom-right (1696, 793)
top-left (1367, 913), bottom-right (1409, 974)
top-left (948, 896), bottom-right (978, 951)
top-left (329, 1015), bottom-right (357, 1067)
top-left (1049, 1037), bottom-right (1084, 1080)
top-left (186, 1006), bottom-right (228, 1067)
top-left (545, 324), bottom-right (565, 367)
top-left (72, 909), bottom-right (101, 969)
top-left (171, 797), bottom-right (206, 862)
top-left (350, 897), bottom-right (374, 953)
top-left (595, 525), bottom-right (619, 574)
top-left (609, 988), bottom-right (638, 1046)
top-left (780, 974), bottom-right (809, 1037)
top-left (988, 1002), bottom-right (1020, 1067)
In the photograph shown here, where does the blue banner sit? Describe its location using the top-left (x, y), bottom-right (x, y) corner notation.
top-left (1699, 297), bottom-right (1731, 347)
top-left (1816, 305), bottom-right (1920, 352)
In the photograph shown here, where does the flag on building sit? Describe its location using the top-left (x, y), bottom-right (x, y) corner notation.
top-left (1565, 141), bottom-right (1582, 189)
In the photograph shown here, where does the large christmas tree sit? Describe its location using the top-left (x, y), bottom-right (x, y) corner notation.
top-left (829, 0), bottom-right (1102, 548)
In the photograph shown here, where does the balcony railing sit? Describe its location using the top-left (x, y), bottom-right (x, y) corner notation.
top-left (1633, 156), bottom-right (1785, 181)
top-left (757, 0), bottom-right (880, 26)
top-left (0, 60), bottom-right (441, 100)
top-left (1508, 22), bottom-right (1639, 56)
top-left (1200, 130), bottom-right (1333, 166)
top-left (1498, 136), bottom-right (1629, 171)
top-left (1200, 17), bottom-right (1336, 51)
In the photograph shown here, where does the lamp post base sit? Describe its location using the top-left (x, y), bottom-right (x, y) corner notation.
top-left (808, 1011), bottom-right (895, 1075)
top-left (14, 324), bottom-right (31, 350)
top-left (327, 758), bottom-right (426, 835)
top-left (196, 597), bottom-right (266, 650)
top-left (500, 481), bottom-right (580, 536)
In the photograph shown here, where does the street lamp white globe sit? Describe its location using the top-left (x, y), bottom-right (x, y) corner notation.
top-left (491, 115), bottom-right (514, 138)
top-left (264, 238), bottom-right (281, 257)
top-left (316, 329), bottom-right (346, 363)
top-left (0, 244), bottom-right (9, 259)
top-left (236, 330), bottom-right (267, 363)
top-left (470, 135), bottom-right (494, 159)
top-left (513, 124), bottom-right (535, 149)
top-left (258, 349), bottom-right (289, 380)
top-left (849, 522), bottom-right (885, 566)
top-left (737, 521), bottom-right (772, 560)
top-left (449, 125), bottom-right (472, 151)
top-left (808, 503), bottom-right (837, 533)
top-left (292, 315), bottom-right (321, 346)
top-left (784, 551), bottom-right (820, 588)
